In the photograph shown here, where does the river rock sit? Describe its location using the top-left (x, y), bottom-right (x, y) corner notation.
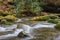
top-left (18, 32), bottom-right (29, 38)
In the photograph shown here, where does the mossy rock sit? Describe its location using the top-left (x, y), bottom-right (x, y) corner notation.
top-left (0, 19), bottom-right (7, 24)
top-left (48, 19), bottom-right (58, 24)
top-left (38, 16), bottom-right (49, 21)
top-left (55, 23), bottom-right (60, 30)
top-left (0, 12), bottom-right (7, 16)
top-left (0, 11), bottom-right (10, 16)
top-left (49, 15), bottom-right (58, 19)
top-left (31, 16), bottom-right (49, 21)
top-left (18, 32), bottom-right (28, 38)
top-left (0, 16), bottom-right (4, 20)
top-left (5, 15), bottom-right (18, 22)
top-left (0, 15), bottom-right (18, 25)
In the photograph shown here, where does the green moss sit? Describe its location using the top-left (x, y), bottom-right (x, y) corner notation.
top-left (0, 15), bottom-right (18, 25)
top-left (49, 15), bottom-right (58, 19)
top-left (0, 19), bottom-right (7, 24)
top-left (33, 16), bottom-right (49, 21)
top-left (0, 11), bottom-right (8, 16)
top-left (36, 17), bottom-right (47, 21)
top-left (5, 15), bottom-right (18, 22)
top-left (55, 23), bottom-right (60, 30)
top-left (42, 16), bottom-right (50, 21)
top-left (48, 19), bottom-right (58, 24)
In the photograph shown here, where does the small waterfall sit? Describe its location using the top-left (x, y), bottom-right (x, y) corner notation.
top-left (0, 29), bottom-right (23, 39)
top-left (0, 24), bottom-right (23, 39)
top-left (19, 24), bottom-right (32, 34)
top-left (17, 22), bottom-right (56, 40)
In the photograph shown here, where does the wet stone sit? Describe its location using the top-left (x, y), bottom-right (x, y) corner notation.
top-left (18, 32), bottom-right (29, 38)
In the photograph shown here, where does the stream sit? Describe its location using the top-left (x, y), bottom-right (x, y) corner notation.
top-left (0, 18), bottom-right (60, 40)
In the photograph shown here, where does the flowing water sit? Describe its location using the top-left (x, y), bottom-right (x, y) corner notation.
top-left (0, 18), bottom-right (60, 40)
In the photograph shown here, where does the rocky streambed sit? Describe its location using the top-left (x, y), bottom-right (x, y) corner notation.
top-left (6, 21), bottom-right (60, 40)
top-left (0, 18), bottom-right (60, 40)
